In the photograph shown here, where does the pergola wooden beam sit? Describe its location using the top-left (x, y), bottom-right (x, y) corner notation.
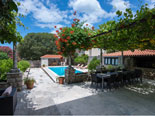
top-left (89, 14), bottom-right (155, 39)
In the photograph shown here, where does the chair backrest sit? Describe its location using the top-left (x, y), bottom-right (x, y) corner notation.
top-left (118, 72), bottom-right (123, 78)
top-left (91, 73), bottom-right (98, 81)
top-left (135, 69), bottom-right (142, 77)
top-left (110, 74), bottom-right (117, 81)
top-left (91, 73), bottom-right (97, 78)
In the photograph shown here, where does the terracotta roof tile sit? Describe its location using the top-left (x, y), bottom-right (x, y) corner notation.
top-left (103, 50), bottom-right (155, 57)
top-left (41, 54), bottom-right (63, 58)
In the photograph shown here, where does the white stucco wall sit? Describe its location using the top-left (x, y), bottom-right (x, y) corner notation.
top-left (41, 58), bottom-right (48, 66)
top-left (85, 48), bottom-right (105, 56)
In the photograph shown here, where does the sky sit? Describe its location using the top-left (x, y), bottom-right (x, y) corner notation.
top-left (0, 0), bottom-right (154, 49)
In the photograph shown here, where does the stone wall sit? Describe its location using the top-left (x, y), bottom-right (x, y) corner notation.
top-left (124, 57), bottom-right (135, 69)
top-left (65, 67), bottom-right (75, 84)
top-left (0, 71), bottom-right (23, 91)
top-left (65, 67), bottom-right (88, 84)
top-left (75, 73), bottom-right (88, 83)
top-left (0, 82), bottom-right (9, 89)
top-left (7, 72), bottom-right (23, 91)
top-left (135, 67), bottom-right (155, 80)
top-left (28, 60), bottom-right (41, 68)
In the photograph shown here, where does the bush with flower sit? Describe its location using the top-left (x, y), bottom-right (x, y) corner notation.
top-left (54, 12), bottom-right (95, 66)
top-left (0, 46), bottom-right (13, 59)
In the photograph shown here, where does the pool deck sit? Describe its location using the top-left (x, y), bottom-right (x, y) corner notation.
top-left (14, 68), bottom-right (155, 115)
top-left (43, 66), bottom-right (88, 82)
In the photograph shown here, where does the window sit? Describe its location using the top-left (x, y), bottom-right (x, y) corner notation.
top-left (108, 58), bottom-right (111, 64)
top-left (104, 57), bottom-right (118, 65)
top-left (105, 58), bottom-right (108, 64)
top-left (115, 59), bottom-right (118, 65)
top-left (112, 59), bottom-right (115, 65)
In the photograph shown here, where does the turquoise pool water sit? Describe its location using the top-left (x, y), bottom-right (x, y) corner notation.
top-left (48, 66), bottom-right (82, 76)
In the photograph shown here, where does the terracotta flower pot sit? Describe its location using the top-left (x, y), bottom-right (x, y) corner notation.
top-left (26, 81), bottom-right (34, 89)
top-left (59, 77), bottom-right (65, 84)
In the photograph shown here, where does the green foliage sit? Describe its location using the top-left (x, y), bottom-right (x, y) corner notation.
top-left (0, 59), bottom-right (13, 81)
top-left (93, 4), bottom-right (155, 51)
top-left (0, 52), bottom-right (9, 60)
top-left (74, 54), bottom-right (88, 64)
top-left (17, 60), bottom-right (30, 72)
top-left (55, 12), bottom-right (94, 57)
top-left (88, 57), bottom-right (100, 71)
top-left (0, 0), bottom-right (23, 43)
top-left (17, 33), bottom-right (57, 60)
top-left (24, 77), bottom-right (35, 84)
top-left (106, 65), bottom-right (114, 71)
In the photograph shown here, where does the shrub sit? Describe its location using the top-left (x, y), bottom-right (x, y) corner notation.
top-left (0, 46), bottom-right (13, 59)
top-left (74, 54), bottom-right (88, 64)
top-left (88, 57), bottom-right (100, 72)
top-left (0, 59), bottom-right (13, 81)
top-left (0, 52), bottom-right (9, 60)
top-left (18, 60), bottom-right (30, 72)
top-left (106, 65), bottom-right (114, 71)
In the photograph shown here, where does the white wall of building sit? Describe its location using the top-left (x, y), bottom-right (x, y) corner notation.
top-left (41, 58), bottom-right (48, 66)
top-left (85, 48), bottom-right (106, 65)
top-left (85, 48), bottom-right (105, 56)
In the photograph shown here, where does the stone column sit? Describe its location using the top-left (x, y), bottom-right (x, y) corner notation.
top-left (7, 72), bottom-right (23, 91)
top-left (7, 42), bottom-right (23, 91)
top-left (65, 67), bottom-right (75, 84)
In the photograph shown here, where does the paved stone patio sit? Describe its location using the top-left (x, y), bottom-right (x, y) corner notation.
top-left (15, 68), bottom-right (155, 115)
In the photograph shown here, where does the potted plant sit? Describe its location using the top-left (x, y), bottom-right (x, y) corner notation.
top-left (58, 77), bottom-right (65, 84)
top-left (24, 77), bottom-right (35, 89)
top-left (106, 65), bottom-right (114, 73)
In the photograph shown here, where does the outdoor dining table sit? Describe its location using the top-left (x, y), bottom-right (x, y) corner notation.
top-left (97, 72), bottom-right (118, 91)
top-left (96, 71), bottom-right (131, 91)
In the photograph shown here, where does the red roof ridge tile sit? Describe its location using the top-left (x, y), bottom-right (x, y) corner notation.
top-left (41, 54), bottom-right (63, 58)
top-left (103, 49), bottom-right (155, 57)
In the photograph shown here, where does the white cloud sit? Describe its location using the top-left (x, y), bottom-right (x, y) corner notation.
top-left (68, 0), bottom-right (131, 24)
top-left (110, 0), bottom-right (130, 12)
top-left (68, 0), bottom-right (109, 24)
top-left (18, 0), bottom-right (67, 28)
top-left (18, 0), bottom-right (132, 29)
top-left (105, 0), bottom-right (131, 17)
top-left (146, 0), bottom-right (155, 9)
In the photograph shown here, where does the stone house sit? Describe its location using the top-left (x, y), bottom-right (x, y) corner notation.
top-left (103, 50), bottom-right (155, 79)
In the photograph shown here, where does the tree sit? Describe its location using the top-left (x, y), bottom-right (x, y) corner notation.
top-left (0, 0), bottom-right (23, 43)
top-left (17, 33), bottom-right (58, 60)
top-left (88, 57), bottom-right (100, 72)
top-left (74, 54), bottom-right (88, 65)
top-left (0, 46), bottom-right (13, 59)
top-left (93, 4), bottom-right (155, 51)
top-left (55, 11), bottom-right (93, 67)
top-left (0, 0), bottom-right (25, 71)
top-left (92, 4), bottom-right (155, 66)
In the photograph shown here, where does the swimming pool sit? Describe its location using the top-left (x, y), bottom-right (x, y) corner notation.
top-left (48, 66), bottom-right (82, 77)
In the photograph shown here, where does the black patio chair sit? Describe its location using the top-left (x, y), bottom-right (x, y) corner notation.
top-left (135, 69), bottom-right (143, 83)
top-left (122, 71), bottom-right (131, 85)
top-left (104, 74), bottom-right (117, 90)
top-left (130, 70), bottom-right (137, 84)
top-left (115, 72), bottom-right (123, 87)
top-left (0, 87), bottom-right (17, 115)
top-left (91, 73), bottom-right (102, 90)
